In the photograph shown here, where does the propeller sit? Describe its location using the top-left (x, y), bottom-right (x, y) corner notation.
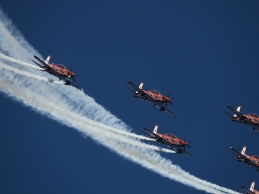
top-left (184, 136), bottom-right (191, 148)
top-left (73, 74), bottom-right (79, 82)
top-left (168, 101), bottom-right (174, 105)
top-left (68, 68), bottom-right (79, 82)
top-left (167, 92), bottom-right (174, 106)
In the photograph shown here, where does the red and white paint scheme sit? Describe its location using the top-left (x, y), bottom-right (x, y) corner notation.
top-left (142, 124), bottom-right (192, 156)
top-left (223, 105), bottom-right (259, 132)
top-left (32, 55), bottom-right (81, 90)
top-left (241, 181), bottom-right (259, 194)
top-left (229, 146), bottom-right (259, 172)
top-left (125, 81), bottom-right (175, 116)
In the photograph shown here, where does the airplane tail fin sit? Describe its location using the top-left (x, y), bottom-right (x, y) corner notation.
top-left (45, 55), bottom-right (51, 64)
top-left (153, 124), bottom-right (159, 134)
top-left (234, 106), bottom-right (242, 117)
top-left (250, 181), bottom-right (255, 192)
top-left (241, 146), bottom-right (247, 155)
top-left (139, 82), bottom-right (144, 90)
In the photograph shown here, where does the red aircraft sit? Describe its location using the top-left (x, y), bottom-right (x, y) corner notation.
top-left (32, 55), bottom-right (81, 90)
top-left (125, 81), bottom-right (175, 116)
top-left (223, 105), bottom-right (259, 132)
top-left (141, 124), bottom-right (192, 156)
top-left (229, 146), bottom-right (259, 172)
top-left (240, 181), bottom-right (259, 194)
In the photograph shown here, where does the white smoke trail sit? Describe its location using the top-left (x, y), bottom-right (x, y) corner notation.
top-left (0, 8), bottom-right (240, 194)
top-left (0, 63), bottom-right (238, 194)
top-left (0, 53), bottom-right (156, 142)
top-left (0, 8), bottom-right (41, 62)
top-left (0, 54), bottom-right (155, 140)
top-left (0, 53), bottom-right (42, 70)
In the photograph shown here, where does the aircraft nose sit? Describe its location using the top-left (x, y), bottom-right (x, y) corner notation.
top-left (164, 97), bottom-right (170, 101)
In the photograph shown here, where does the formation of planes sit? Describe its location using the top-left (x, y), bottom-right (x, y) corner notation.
top-left (124, 80), bottom-right (259, 189)
top-left (31, 58), bottom-right (192, 156)
top-left (125, 81), bottom-right (192, 156)
top-left (31, 56), bottom-right (258, 191)
top-left (223, 105), bottom-right (259, 193)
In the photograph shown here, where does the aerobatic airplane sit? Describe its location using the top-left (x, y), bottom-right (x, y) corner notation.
top-left (141, 124), bottom-right (192, 156)
top-left (32, 55), bottom-right (82, 90)
top-left (240, 181), bottom-right (259, 194)
top-left (125, 81), bottom-right (175, 116)
top-left (229, 146), bottom-right (259, 171)
top-left (223, 105), bottom-right (259, 131)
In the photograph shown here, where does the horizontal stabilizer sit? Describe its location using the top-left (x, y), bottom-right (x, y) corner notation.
top-left (227, 105), bottom-right (244, 118)
top-left (222, 110), bottom-right (232, 117)
top-left (143, 128), bottom-right (161, 139)
top-left (33, 55), bottom-right (49, 68)
top-left (228, 150), bottom-right (239, 158)
top-left (65, 80), bottom-right (82, 91)
top-left (140, 130), bottom-right (152, 138)
top-left (32, 60), bottom-right (44, 68)
top-left (240, 185), bottom-right (254, 194)
top-left (125, 86), bottom-right (135, 94)
top-left (127, 81), bottom-right (144, 93)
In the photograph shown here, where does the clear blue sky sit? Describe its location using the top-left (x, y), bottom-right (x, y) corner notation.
top-left (1, 1), bottom-right (259, 193)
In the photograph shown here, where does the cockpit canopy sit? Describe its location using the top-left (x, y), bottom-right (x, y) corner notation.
top-left (250, 113), bottom-right (259, 117)
top-left (56, 64), bottom-right (67, 68)
top-left (166, 133), bottom-right (178, 138)
top-left (150, 90), bottom-right (161, 94)
top-left (254, 155), bottom-right (259, 159)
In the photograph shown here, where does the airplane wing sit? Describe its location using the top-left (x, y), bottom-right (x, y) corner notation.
top-left (168, 145), bottom-right (192, 157)
top-left (156, 103), bottom-right (176, 116)
top-left (163, 106), bottom-right (176, 116)
top-left (64, 80), bottom-right (82, 91)
top-left (240, 186), bottom-right (254, 194)
top-left (181, 149), bottom-right (193, 157)
top-left (128, 81), bottom-right (145, 94)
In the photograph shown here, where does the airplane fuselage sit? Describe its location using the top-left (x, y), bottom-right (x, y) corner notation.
top-left (134, 90), bottom-right (170, 104)
top-left (237, 154), bottom-right (259, 168)
top-left (231, 114), bottom-right (259, 126)
top-left (155, 133), bottom-right (187, 148)
top-left (47, 64), bottom-right (75, 79)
